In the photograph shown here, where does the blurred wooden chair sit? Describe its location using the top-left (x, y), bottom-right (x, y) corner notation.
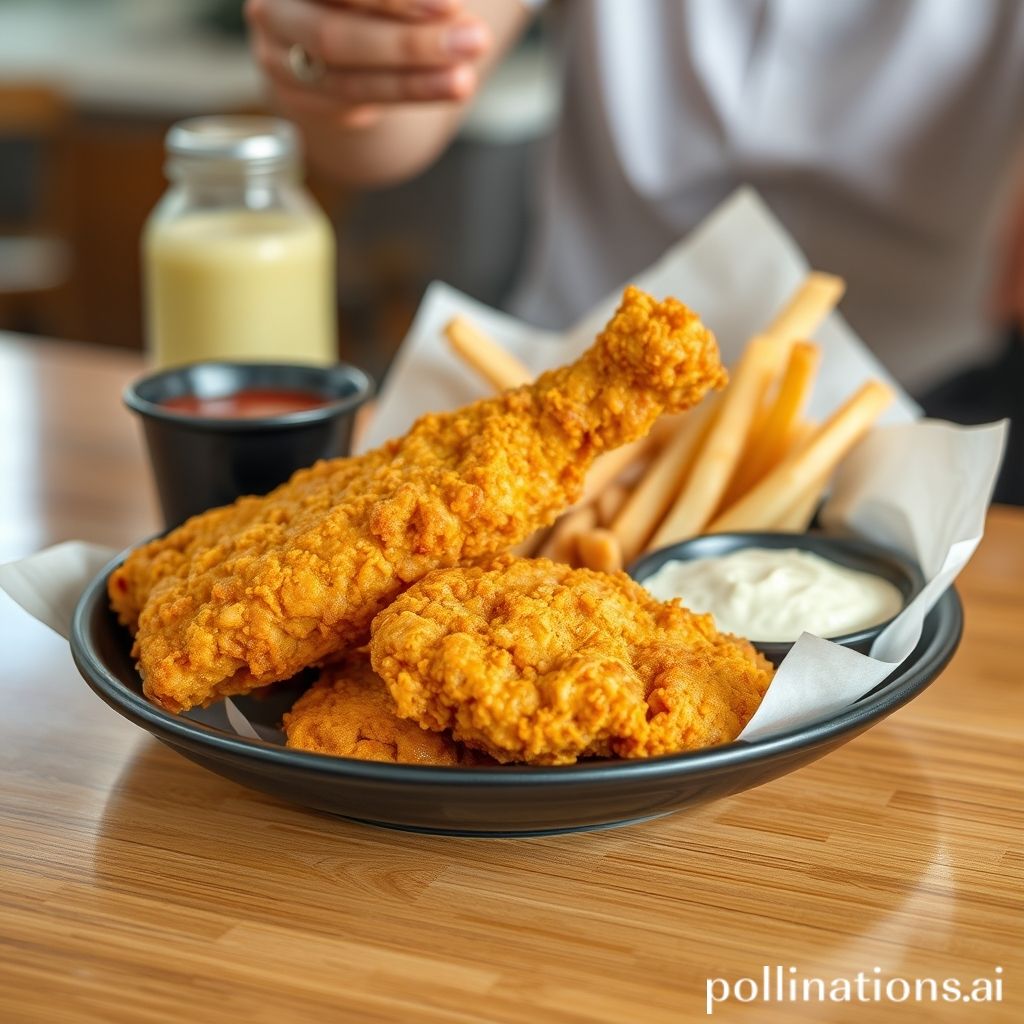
top-left (0, 83), bottom-right (76, 338)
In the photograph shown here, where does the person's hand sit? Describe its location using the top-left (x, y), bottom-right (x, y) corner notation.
top-left (245, 0), bottom-right (492, 129)
top-left (994, 172), bottom-right (1024, 330)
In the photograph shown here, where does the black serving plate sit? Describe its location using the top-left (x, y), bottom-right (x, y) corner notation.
top-left (71, 552), bottom-right (962, 838)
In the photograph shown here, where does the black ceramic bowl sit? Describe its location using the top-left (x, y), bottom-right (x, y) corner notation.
top-left (70, 549), bottom-right (961, 838)
top-left (125, 361), bottom-right (373, 527)
top-left (630, 532), bottom-right (924, 667)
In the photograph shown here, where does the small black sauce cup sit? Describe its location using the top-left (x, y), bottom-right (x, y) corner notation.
top-left (124, 361), bottom-right (373, 528)
top-left (629, 531), bottom-right (924, 667)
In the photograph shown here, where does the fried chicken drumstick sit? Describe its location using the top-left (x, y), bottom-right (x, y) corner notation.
top-left (112, 286), bottom-right (726, 712)
top-left (371, 557), bottom-right (773, 766)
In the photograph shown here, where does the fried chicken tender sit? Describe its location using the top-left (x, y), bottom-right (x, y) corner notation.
top-left (283, 657), bottom-right (483, 765)
top-left (113, 286), bottom-right (726, 713)
top-left (370, 557), bottom-right (773, 765)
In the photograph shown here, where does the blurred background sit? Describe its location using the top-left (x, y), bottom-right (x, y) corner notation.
top-left (2, 0), bottom-right (1020, 510)
top-left (0, 0), bottom-right (558, 384)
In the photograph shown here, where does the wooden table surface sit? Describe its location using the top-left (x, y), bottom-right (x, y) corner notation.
top-left (1, 334), bottom-right (1021, 1024)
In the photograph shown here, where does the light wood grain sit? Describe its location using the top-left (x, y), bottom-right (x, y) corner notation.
top-left (0, 333), bottom-right (159, 560)
top-left (0, 335), bottom-right (1021, 1024)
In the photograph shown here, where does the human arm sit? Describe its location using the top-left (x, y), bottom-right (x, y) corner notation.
top-left (244, 0), bottom-right (533, 187)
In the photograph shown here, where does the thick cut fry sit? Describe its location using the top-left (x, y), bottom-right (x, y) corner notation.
top-left (766, 272), bottom-right (846, 342)
top-left (769, 472), bottom-right (829, 531)
top-left (444, 316), bottom-right (532, 391)
top-left (576, 528), bottom-right (624, 573)
top-left (649, 412), bottom-right (689, 446)
top-left (635, 275), bottom-right (841, 551)
top-left (784, 418), bottom-right (818, 456)
top-left (650, 338), bottom-right (777, 546)
top-left (708, 380), bottom-right (894, 533)
top-left (595, 483), bottom-right (629, 527)
top-left (766, 420), bottom-right (825, 530)
top-left (537, 505), bottom-right (598, 565)
top-left (611, 396), bottom-right (720, 560)
top-left (580, 437), bottom-right (657, 504)
top-left (508, 530), bottom-right (547, 558)
top-left (723, 341), bottom-right (821, 505)
top-left (748, 272), bottom-right (847, 425)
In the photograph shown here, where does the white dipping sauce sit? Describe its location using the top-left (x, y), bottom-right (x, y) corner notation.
top-left (642, 547), bottom-right (904, 642)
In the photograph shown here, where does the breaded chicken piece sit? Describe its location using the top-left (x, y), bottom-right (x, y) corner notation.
top-left (115, 286), bottom-right (726, 713)
top-left (283, 657), bottom-right (483, 765)
top-left (370, 557), bottom-right (773, 765)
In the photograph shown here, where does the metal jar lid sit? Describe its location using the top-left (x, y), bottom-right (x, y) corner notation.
top-left (165, 116), bottom-right (300, 168)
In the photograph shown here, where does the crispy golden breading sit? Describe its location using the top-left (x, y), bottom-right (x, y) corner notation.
top-left (112, 286), bottom-right (726, 713)
top-left (283, 657), bottom-right (483, 765)
top-left (370, 557), bottom-right (773, 765)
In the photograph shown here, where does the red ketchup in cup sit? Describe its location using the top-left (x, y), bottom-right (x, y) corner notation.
top-left (161, 389), bottom-right (327, 419)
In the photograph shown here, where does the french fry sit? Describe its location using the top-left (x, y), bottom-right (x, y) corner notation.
top-left (707, 380), bottom-right (894, 533)
top-left (766, 272), bottom-right (846, 342)
top-left (629, 276), bottom-right (841, 550)
top-left (650, 337), bottom-right (778, 547)
top-left (769, 472), bottom-right (830, 532)
top-left (747, 271), bottom-right (846, 432)
top-left (595, 483), bottom-right (629, 527)
top-left (444, 316), bottom-right (531, 392)
top-left (765, 420), bottom-right (826, 530)
top-left (587, 413), bottom-right (687, 510)
top-left (651, 412), bottom-right (689, 446)
top-left (786, 418), bottom-right (818, 454)
top-left (611, 396), bottom-right (720, 560)
top-left (579, 438), bottom-right (656, 505)
top-left (722, 341), bottom-right (821, 505)
top-left (537, 504), bottom-right (598, 565)
top-left (508, 529), bottom-right (548, 558)
top-left (577, 528), bottom-right (624, 574)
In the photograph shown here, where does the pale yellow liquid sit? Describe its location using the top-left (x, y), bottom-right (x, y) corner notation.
top-left (145, 209), bottom-right (337, 368)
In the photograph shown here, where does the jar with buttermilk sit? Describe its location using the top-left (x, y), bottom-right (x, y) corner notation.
top-left (144, 116), bottom-right (336, 368)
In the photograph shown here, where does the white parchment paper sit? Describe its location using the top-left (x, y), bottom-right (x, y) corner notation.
top-left (0, 189), bottom-right (1006, 746)
top-left (739, 419), bottom-right (1004, 740)
top-left (0, 541), bottom-right (112, 641)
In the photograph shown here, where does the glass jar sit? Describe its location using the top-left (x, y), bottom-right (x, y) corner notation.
top-left (144, 116), bottom-right (337, 368)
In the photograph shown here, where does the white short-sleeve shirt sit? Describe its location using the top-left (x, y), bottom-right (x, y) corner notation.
top-left (510, 0), bottom-right (1024, 389)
